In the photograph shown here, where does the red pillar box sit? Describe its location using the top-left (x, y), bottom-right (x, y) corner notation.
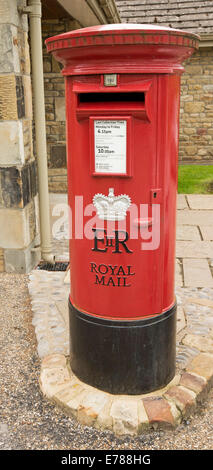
top-left (46, 25), bottom-right (199, 394)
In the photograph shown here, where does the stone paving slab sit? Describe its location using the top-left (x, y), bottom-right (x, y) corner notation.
top-left (177, 194), bottom-right (188, 210)
top-left (175, 260), bottom-right (183, 287)
top-left (199, 225), bottom-right (213, 241)
top-left (177, 210), bottom-right (213, 226)
top-left (186, 195), bottom-right (213, 210)
top-left (183, 259), bottom-right (213, 288)
top-left (176, 241), bottom-right (213, 258)
top-left (176, 225), bottom-right (201, 241)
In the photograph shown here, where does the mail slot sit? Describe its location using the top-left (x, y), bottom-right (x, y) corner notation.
top-left (78, 92), bottom-right (145, 103)
top-left (46, 24), bottom-right (199, 394)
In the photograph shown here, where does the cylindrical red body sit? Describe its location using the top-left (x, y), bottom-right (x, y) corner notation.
top-left (46, 25), bottom-right (199, 394)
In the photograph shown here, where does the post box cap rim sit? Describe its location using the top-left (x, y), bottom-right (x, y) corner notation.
top-left (45, 23), bottom-right (200, 48)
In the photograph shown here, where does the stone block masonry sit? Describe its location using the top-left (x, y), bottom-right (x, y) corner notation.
top-left (0, 0), bottom-right (39, 272)
top-left (42, 19), bottom-right (80, 193)
top-left (180, 48), bottom-right (213, 163)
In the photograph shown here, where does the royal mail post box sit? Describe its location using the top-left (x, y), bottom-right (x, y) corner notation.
top-left (46, 25), bottom-right (199, 394)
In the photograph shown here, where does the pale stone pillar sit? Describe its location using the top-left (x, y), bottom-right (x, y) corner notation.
top-left (0, 0), bottom-right (40, 272)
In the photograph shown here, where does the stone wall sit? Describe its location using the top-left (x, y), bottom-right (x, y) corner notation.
top-left (42, 19), bottom-right (80, 192)
top-left (0, 0), bottom-right (39, 272)
top-left (179, 48), bottom-right (213, 163)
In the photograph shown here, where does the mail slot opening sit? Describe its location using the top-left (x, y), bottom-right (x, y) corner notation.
top-left (78, 92), bottom-right (145, 104)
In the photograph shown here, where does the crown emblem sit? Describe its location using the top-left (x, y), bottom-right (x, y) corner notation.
top-left (93, 188), bottom-right (131, 221)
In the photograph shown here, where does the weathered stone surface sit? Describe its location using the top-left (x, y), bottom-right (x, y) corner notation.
top-left (95, 398), bottom-right (113, 431)
top-left (110, 399), bottom-right (139, 436)
top-left (176, 225), bottom-right (201, 241)
top-left (58, 385), bottom-right (87, 417)
top-left (48, 168), bottom-right (68, 193)
top-left (177, 306), bottom-right (186, 334)
top-left (63, 269), bottom-right (70, 285)
top-left (55, 300), bottom-right (69, 329)
top-left (50, 145), bottom-right (67, 168)
top-left (4, 239), bottom-right (40, 273)
top-left (185, 145), bottom-right (198, 156)
top-left (177, 194), bottom-right (188, 210)
top-left (184, 102), bottom-right (204, 114)
top-left (0, 161), bottom-right (37, 209)
top-left (0, 0), bottom-right (28, 31)
top-left (0, 167), bottom-right (22, 208)
top-left (179, 372), bottom-right (207, 397)
top-left (40, 367), bottom-right (71, 398)
top-left (178, 211), bottom-right (213, 226)
top-left (142, 397), bottom-right (175, 428)
top-left (22, 30), bottom-right (30, 74)
top-left (52, 56), bottom-right (61, 73)
top-left (0, 0), bottom-right (19, 26)
top-left (16, 75), bottom-right (25, 119)
top-left (0, 121), bottom-right (24, 166)
top-left (137, 400), bottom-right (149, 433)
top-left (186, 297), bottom-right (213, 309)
top-left (164, 386), bottom-right (196, 416)
top-left (0, 24), bottom-right (20, 73)
top-left (199, 226), bottom-right (213, 241)
top-left (53, 381), bottom-right (86, 416)
top-left (0, 200), bottom-right (36, 249)
top-left (176, 241), bottom-right (213, 258)
top-left (55, 97), bottom-right (66, 121)
top-left (187, 195), bottom-right (213, 211)
top-left (0, 247), bottom-right (5, 272)
top-left (182, 334), bottom-right (213, 353)
top-left (0, 74), bottom-right (18, 120)
top-left (188, 353), bottom-right (213, 383)
top-left (23, 75), bottom-right (32, 119)
top-left (41, 354), bottom-right (67, 370)
top-left (23, 119), bottom-right (33, 162)
top-left (78, 392), bottom-right (109, 427)
top-left (183, 258), bottom-right (213, 288)
top-left (29, 160), bottom-right (37, 198)
top-left (175, 260), bottom-right (183, 287)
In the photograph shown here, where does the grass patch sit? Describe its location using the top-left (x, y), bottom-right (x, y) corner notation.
top-left (178, 165), bottom-right (213, 194)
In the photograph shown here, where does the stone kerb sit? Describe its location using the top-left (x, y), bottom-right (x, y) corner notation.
top-left (39, 350), bottom-right (213, 436)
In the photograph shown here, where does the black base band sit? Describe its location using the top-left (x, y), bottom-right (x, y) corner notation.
top-left (69, 300), bottom-right (177, 395)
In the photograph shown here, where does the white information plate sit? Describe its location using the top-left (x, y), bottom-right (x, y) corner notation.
top-left (94, 120), bottom-right (127, 174)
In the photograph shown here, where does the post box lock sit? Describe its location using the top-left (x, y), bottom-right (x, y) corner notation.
top-left (150, 188), bottom-right (162, 203)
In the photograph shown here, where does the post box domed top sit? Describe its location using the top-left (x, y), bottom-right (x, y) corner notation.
top-left (45, 23), bottom-right (199, 76)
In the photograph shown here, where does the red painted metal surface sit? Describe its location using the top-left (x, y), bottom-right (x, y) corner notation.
top-left (46, 24), bottom-right (199, 320)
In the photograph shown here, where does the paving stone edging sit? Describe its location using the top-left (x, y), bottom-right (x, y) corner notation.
top-left (39, 352), bottom-right (213, 436)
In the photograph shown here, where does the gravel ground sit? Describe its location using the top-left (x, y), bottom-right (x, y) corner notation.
top-left (1, 272), bottom-right (213, 451)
